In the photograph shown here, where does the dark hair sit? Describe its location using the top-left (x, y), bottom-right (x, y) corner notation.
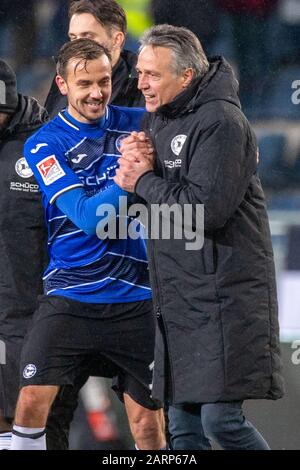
top-left (69, 0), bottom-right (127, 36)
top-left (56, 38), bottom-right (112, 78)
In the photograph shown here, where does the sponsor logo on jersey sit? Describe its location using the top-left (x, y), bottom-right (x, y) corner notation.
top-left (164, 159), bottom-right (182, 169)
top-left (115, 134), bottom-right (129, 152)
top-left (37, 155), bottom-right (65, 186)
top-left (15, 157), bottom-right (33, 178)
top-left (30, 143), bottom-right (48, 154)
top-left (71, 153), bottom-right (88, 164)
top-left (78, 164), bottom-right (118, 186)
top-left (23, 363), bottom-right (37, 379)
top-left (171, 134), bottom-right (187, 156)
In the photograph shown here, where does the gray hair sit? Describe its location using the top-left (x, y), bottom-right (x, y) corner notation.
top-left (139, 24), bottom-right (209, 79)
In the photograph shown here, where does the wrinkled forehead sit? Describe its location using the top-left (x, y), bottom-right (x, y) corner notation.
top-left (137, 45), bottom-right (176, 73)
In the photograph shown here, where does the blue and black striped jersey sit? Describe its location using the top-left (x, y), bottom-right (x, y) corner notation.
top-left (24, 105), bottom-right (151, 304)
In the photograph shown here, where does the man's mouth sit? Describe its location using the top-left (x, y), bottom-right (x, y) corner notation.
top-left (85, 101), bottom-right (103, 109)
top-left (143, 94), bottom-right (156, 101)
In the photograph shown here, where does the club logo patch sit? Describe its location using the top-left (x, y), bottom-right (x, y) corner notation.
top-left (15, 157), bottom-right (33, 178)
top-left (23, 363), bottom-right (37, 379)
top-left (116, 134), bottom-right (129, 152)
top-left (37, 155), bottom-right (65, 186)
top-left (171, 134), bottom-right (187, 156)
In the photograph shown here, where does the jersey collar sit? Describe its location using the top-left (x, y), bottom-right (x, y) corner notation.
top-left (58, 107), bottom-right (110, 137)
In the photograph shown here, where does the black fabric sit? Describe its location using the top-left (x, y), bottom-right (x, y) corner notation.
top-left (136, 57), bottom-right (284, 404)
top-left (0, 94), bottom-right (48, 417)
top-left (0, 95), bottom-right (48, 337)
top-left (110, 50), bottom-right (144, 108)
top-left (44, 50), bottom-right (144, 118)
top-left (0, 95), bottom-right (71, 449)
top-left (46, 372), bottom-right (89, 450)
top-left (0, 60), bottom-right (18, 114)
top-left (0, 330), bottom-right (71, 449)
top-left (0, 335), bottom-right (28, 418)
top-left (20, 296), bottom-right (161, 411)
top-left (12, 428), bottom-right (46, 439)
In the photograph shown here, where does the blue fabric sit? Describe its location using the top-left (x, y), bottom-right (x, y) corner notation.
top-left (24, 105), bottom-right (151, 303)
top-left (56, 185), bottom-right (128, 236)
top-left (168, 402), bottom-right (270, 450)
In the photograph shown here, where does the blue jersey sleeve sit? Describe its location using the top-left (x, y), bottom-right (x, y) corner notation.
top-left (24, 136), bottom-right (83, 204)
top-left (56, 185), bottom-right (129, 236)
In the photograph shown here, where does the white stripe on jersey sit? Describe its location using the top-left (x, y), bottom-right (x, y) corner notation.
top-left (65, 137), bottom-right (87, 155)
top-left (58, 112), bottom-right (79, 130)
top-left (46, 276), bottom-right (151, 294)
top-left (48, 215), bottom-right (67, 222)
top-left (106, 128), bottom-right (131, 134)
top-left (42, 268), bottom-right (58, 280)
top-left (52, 229), bottom-right (83, 240)
top-left (106, 251), bottom-right (148, 264)
top-left (49, 183), bottom-right (84, 204)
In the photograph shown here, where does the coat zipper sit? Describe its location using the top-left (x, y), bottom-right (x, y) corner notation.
top-left (149, 240), bottom-right (174, 403)
top-left (149, 115), bottom-right (175, 401)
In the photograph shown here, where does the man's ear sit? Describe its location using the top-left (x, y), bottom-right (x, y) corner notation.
top-left (55, 75), bottom-right (68, 96)
top-left (112, 31), bottom-right (125, 50)
top-left (182, 68), bottom-right (194, 89)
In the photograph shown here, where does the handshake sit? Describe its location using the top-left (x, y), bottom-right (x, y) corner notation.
top-left (113, 131), bottom-right (155, 193)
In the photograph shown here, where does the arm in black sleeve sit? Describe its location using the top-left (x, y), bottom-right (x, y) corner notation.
top-left (135, 115), bottom-right (257, 231)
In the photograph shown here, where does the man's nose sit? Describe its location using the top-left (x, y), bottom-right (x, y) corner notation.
top-left (89, 86), bottom-right (102, 98)
top-left (138, 75), bottom-right (149, 90)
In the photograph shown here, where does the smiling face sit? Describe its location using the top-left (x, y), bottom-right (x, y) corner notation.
top-left (136, 45), bottom-right (193, 112)
top-left (56, 55), bottom-right (112, 123)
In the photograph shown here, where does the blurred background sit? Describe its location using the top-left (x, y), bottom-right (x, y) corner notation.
top-left (1, 0), bottom-right (300, 450)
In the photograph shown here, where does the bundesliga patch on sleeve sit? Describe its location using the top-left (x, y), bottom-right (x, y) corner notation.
top-left (37, 155), bottom-right (66, 186)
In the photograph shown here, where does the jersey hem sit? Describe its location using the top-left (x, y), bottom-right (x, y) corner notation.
top-left (46, 291), bottom-right (152, 304)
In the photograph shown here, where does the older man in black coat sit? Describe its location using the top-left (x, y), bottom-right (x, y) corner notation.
top-left (114, 25), bottom-right (284, 450)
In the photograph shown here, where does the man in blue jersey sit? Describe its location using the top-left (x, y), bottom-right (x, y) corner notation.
top-left (10, 38), bottom-right (165, 451)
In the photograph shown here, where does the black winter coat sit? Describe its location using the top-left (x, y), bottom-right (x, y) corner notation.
top-left (136, 57), bottom-right (284, 404)
top-left (44, 49), bottom-right (145, 118)
top-left (0, 95), bottom-right (48, 337)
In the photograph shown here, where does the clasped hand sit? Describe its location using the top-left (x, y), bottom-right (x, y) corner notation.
top-left (113, 131), bottom-right (155, 192)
